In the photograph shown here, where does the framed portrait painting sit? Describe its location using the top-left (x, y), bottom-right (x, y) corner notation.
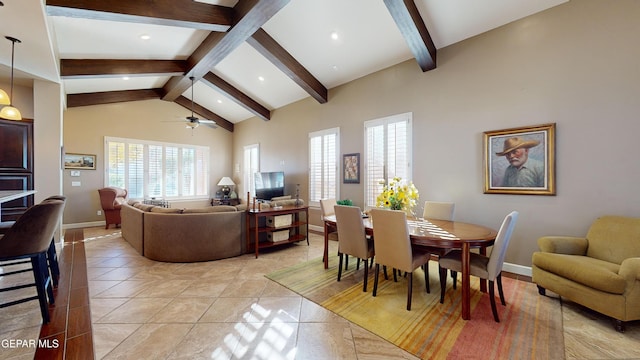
top-left (64, 153), bottom-right (96, 170)
top-left (484, 123), bottom-right (556, 195)
top-left (343, 153), bottom-right (360, 184)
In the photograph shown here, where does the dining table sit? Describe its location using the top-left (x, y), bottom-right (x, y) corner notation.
top-left (323, 214), bottom-right (498, 320)
top-left (0, 190), bottom-right (37, 219)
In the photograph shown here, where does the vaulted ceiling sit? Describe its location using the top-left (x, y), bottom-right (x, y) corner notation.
top-left (0, 0), bottom-right (568, 132)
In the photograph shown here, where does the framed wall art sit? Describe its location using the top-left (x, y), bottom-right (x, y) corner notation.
top-left (64, 153), bottom-right (96, 170)
top-left (484, 123), bottom-right (556, 195)
top-left (343, 153), bottom-right (360, 184)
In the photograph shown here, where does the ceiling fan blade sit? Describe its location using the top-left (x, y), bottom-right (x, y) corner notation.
top-left (199, 119), bottom-right (216, 124)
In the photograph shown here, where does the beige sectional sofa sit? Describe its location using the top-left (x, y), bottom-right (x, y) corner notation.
top-left (121, 201), bottom-right (246, 262)
top-left (532, 215), bottom-right (640, 332)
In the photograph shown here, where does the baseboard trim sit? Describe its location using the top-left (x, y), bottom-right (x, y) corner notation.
top-left (309, 224), bottom-right (323, 233)
top-left (63, 221), bottom-right (105, 229)
top-left (502, 262), bottom-right (532, 277)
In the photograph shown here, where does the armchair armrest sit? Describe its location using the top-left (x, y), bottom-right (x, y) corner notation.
top-left (537, 236), bottom-right (588, 255)
top-left (619, 258), bottom-right (640, 284)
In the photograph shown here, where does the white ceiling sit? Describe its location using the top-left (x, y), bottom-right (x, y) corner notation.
top-left (0, 0), bottom-right (568, 124)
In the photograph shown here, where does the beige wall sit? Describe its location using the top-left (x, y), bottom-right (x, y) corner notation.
top-left (62, 99), bottom-right (233, 225)
top-left (233, 0), bottom-right (640, 267)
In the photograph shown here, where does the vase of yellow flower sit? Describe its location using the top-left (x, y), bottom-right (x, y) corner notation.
top-left (376, 177), bottom-right (419, 215)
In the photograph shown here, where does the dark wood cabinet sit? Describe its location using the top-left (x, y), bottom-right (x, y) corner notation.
top-left (0, 118), bottom-right (34, 221)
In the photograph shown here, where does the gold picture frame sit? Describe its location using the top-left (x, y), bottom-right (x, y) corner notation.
top-left (484, 123), bottom-right (556, 195)
top-left (64, 153), bottom-right (96, 170)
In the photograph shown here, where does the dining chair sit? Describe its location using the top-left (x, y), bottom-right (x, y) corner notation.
top-left (370, 208), bottom-right (431, 310)
top-left (0, 199), bottom-right (66, 323)
top-left (438, 211), bottom-right (519, 322)
top-left (422, 201), bottom-right (455, 221)
top-left (320, 198), bottom-right (342, 264)
top-left (0, 195), bottom-right (66, 287)
top-left (334, 205), bottom-right (375, 291)
top-left (423, 201), bottom-right (458, 288)
top-left (320, 198), bottom-right (339, 241)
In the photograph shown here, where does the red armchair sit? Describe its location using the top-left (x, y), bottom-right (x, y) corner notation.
top-left (98, 187), bottom-right (128, 229)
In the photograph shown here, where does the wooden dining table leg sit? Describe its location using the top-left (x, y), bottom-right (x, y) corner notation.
top-left (461, 242), bottom-right (471, 320)
top-left (323, 221), bottom-right (329, 269)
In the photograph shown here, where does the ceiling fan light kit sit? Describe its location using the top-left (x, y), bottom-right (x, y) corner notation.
top-left (177, 76), bottom-right (216, 131)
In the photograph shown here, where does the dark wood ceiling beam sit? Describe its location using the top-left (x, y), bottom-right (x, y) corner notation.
top-left (201, 72), bottom-right (270, 121)
top-left (162, 0), bottom-right (291, 101)
top-left (384, 0), bottom-right (436, 72)
top-left (174, 96), bottom-right (234, 133)
top-left (66, 89), bottom-right (163, 108)
top-left (248, 28), bottom-right (327, 104)
top-left (45, 0), bottom-right (233, 31)
top-left (60, 59), bottom-right (188, 78)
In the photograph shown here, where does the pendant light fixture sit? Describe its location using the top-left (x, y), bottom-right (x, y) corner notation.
top-left (0, 36), bottom-right (22, 120)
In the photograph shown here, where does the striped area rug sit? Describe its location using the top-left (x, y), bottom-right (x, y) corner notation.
top-left (266, 256), bottom-right (564, 360)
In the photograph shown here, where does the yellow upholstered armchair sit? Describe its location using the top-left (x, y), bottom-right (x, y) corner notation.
top-left (532, 215), bottom-right (640, 332)
top-left (98, 187), bottom-right (128, 229)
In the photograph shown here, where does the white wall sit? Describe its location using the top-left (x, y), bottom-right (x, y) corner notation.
top-left (234, 0), bottom-right (640, 267)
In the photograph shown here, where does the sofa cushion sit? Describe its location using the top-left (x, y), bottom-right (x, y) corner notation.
top-left (532, 252), bottom-right (625, 294)
top-left (271, 195), bottom-right (291, 201)
top-left (586, 216), bottom-right (640, 264)
top-left (133, 203), bottom-right (155, 212)
top-left (182, 206), bottom-right (237, 213)
top-left (150, 207), bottom-right (183, 214)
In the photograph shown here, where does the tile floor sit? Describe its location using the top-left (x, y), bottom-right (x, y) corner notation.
top-left (1, 226), bottom-right (639, 359)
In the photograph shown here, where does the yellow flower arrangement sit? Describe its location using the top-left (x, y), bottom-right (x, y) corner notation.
top-left (376, 177), bottom-right (419, 214)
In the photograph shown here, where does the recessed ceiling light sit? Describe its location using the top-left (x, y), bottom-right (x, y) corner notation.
top-left (331, 65), bottom-right (339, 70)
top-left (122, 76), bottom-right (130, 80)
top-left (258, 76), bottom-right (265, 82)
top-left (330, 31), bottom-right (339, 40)
top-left (217, 99), bottom-right (222, 104)
top-left (140, 34), bottom-right (151, 40)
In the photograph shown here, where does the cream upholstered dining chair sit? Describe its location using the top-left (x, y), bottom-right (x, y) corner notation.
top-left (423, 201), bottom-right (455, 221)
top-left (438, 211), bottom-right (519, 322)
top-left (320, 198), bottom-right (339, 241)
top-left (334, 205), bottom-right (375, 291)
top-left (370, 208), bottom-right (431, 310)
top-left (423, 201), bottom-right (458, 287)
top-left (320, 198), bottom-right (342, 265)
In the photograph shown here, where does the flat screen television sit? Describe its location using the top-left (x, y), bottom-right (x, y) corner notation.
top-left (254, 171), bottom-right (285, 200)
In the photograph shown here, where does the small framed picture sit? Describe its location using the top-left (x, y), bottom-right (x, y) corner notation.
top-left (484, 123), bottom-right (556, 195)
top-left (343, 153), bottom-right (360, 184)
top-left (64, 153), bottom-right (96, 170)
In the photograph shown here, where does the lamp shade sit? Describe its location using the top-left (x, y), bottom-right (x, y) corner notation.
top-left (217, 177), bottom-right (235, 186)
top-left (0, 105), bottom-right (21, 120)
top-left (0, 89), bottom-right (10, 105)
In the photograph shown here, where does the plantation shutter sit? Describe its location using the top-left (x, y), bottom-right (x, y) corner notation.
top-left (105, 137), bottom-right (209, 200)
top-left (181, 148), bottom-right (195, 196)
top-left (243, 144), bottom-right (260, 198)
top-left (165, 146), bottom-right (178, 197)
top-left (364, 113), bottom-right (412, 209)
top-left (107, 142), bottom-right (125, 188)
top-left (309, 128), bottom-right (339, 207)
top-left (127, 144), bottom-right (144, 198)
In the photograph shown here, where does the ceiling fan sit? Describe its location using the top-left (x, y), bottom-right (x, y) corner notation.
top-left (179, 76), bottom-right (217, 130)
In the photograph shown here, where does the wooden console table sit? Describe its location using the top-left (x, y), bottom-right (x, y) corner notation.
top-left (246, 205), bottom-right (309, 258)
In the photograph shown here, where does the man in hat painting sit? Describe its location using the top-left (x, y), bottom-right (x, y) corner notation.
top-left (496, 136), bottom-right (545, 187)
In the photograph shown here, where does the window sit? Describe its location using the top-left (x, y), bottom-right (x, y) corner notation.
top-left (309, 127), bottom-right (340, 207)
top-left (243, 144), bottom-right (260, 197)
top-left (364, 113), bottom-right (412, 209)
top-left (105, 137), bottom-right (209, 199)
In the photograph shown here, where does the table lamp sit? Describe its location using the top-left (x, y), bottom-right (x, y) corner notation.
top-left (217, 177), bottom-right (235, 198)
